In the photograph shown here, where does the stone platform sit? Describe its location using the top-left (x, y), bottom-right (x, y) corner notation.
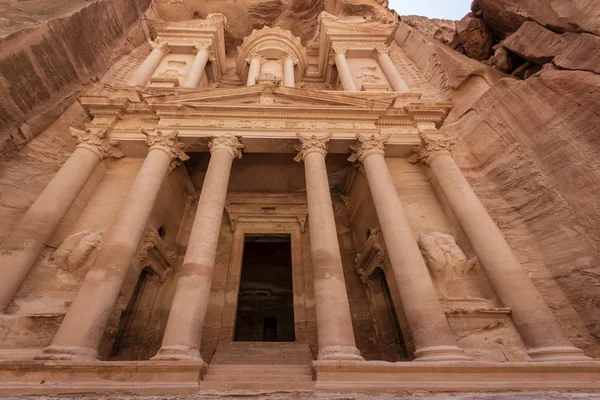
top-left (0, 360), bottom-right (599, 396)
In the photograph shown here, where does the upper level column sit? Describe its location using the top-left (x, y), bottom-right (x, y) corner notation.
top-left (182, 41), bottom-right (212, 88)
top-left (349, 134), bottom-right (469, 361)
top-left (376, 47), bottom-right (409, 92)
top-left (0, 126), bottom-right (122, 312)
top-left (414, 128), bottom-right (591, 361)
top-left (331, 45), bottom-right (357, 92)
top-left (128, 40), bottom-right (169, 87)
top-left (153, 135), bottom-right (243, 362)
top-left (295, 134), bottom-right (363, 361)
top-left (246, 53), bottom-right (262, 86)
top-left (37, 130), bottom-right (188, 361)
top-left (282, 55), bottom-right (296, 88)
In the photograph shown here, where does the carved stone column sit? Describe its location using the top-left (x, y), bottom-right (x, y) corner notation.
top-left (283, 56), bottom-right (296, 88)
top-left (153, 135), bottom-right (243, 362)
top-left (295, 133), bottom-right (363, 361)
top-left (376, 47), bottom-right (409, 92)
top-left (349, 134), bottom-right (469, 361)
top-left (37, 131), bottom-right (188, 361)
top-left (0, 127), bottom-right (122, 312)
top-left (331, 45), bottom-right (357, 91)
top-left (414, 130), bottom-right (591, 361)
top-left (182, 42), bottom-right (212, 88)
top-left (246, 53), bottom-right (262, 86)
top-left (128, 41), bottom-right (169, 87)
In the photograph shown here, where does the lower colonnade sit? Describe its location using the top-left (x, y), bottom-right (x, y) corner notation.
top-left (0, 129), bottom-right (597, 394)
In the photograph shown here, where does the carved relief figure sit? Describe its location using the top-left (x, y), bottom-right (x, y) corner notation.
top-left (356, 66), bottom-right (382, 83)
top-left (52, 231), bottom-right (104, 279)
top-left (159, 60), bottom-right (188, 79)
top-left (418, 232), bottom-right (477, 299)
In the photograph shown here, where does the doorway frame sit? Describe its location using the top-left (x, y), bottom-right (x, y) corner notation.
top-left (218, 194), bottom-right (309, 345)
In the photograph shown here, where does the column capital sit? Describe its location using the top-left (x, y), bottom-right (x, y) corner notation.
top-left (70, 126), bottom-right (124, 160)
top-left (412, 132), bottom-right (458, 166)
top-left (376, 46), bottom-right (391, 56)
top-left (331, 43), bottom-right (349, 56)
top-left (193, 40), bottom-right (213, 54)
top-left (348, 133), bottom-right (390, 164)
top-left (294, 133), bottom-right (332, 162)
top-left (141, 129), bottom-right (189, 171)
top-left (209, 135), bottom-right (244, 159)
top-left (149, 39), bottom-right (170, 54)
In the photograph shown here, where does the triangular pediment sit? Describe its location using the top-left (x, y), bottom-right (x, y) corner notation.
top-left (143, 84), bottom-right (396, 110)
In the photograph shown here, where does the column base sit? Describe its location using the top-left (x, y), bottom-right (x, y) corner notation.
top-left (527, 346), bottom-right (593, 362)
top-left (318, 345), bottom-right (364, 361)
top-left (34, 345), bottom-right (100, 362)
top-left (413, 346), bottom-right (471, 362)
top-left (151, 345), bottom-right (207, 364)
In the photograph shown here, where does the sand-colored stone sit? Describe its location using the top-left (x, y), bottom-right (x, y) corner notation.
top-left (0, 0), bottom-right (598, 396)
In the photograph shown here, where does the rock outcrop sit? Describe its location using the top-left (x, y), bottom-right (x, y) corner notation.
top-left (0, 0), bottom-right (151, 158)
top-left (397, 0), bottom-right (600, 357)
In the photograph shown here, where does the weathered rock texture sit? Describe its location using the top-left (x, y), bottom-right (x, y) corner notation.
top-left (398, 0), bottom-right (600, 357)
top-left (0, 0), bottom-right (151, 157)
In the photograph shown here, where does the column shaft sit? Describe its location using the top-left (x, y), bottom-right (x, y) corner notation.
top-left (127, 47), bottom-right (165, 87)
top-left (361, 152), bottom-right (469, 361)
top-left (429, 154), bottom-right (590, 361)
top-left (298, 136), bottom-right (362, 361)
top-left (38, 147), bottom-right (174, 360)
top-left (182, 48), bottom-right (210, 88)
top-left (0, 147), bottom-right (101, 311)
top-left (246, 57), bottom-right (261, 86)
top-left (377, 51), bottom-right (409, 92)
top-left (153, 143), bottom-right (238, 362)
top-left (334, 52), bottom-right (357, 92)
top-left (283, 58), bottom-right (295, 88)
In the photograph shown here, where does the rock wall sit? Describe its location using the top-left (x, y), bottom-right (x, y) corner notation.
top-left (0, 0), bottom-right (152, 157)
top-left (397, 1), bottom-right (600, 357)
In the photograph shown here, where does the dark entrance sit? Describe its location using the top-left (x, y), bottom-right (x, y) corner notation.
top-left (234, 235), bottom-right (295, 342)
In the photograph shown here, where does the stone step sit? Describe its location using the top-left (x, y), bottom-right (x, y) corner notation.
top-left (199, 381), bottom-right (315, 391)
top-left (211, 342), bottom-right (314, 365)
top-left (203, 374), bottom-right (313, 382)
top-left (208, 364), bottom-right (311, 373)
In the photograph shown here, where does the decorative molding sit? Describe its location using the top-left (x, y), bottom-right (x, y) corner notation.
top-left (354, 228), bottom-right (387, 283)
top-left (69, 126), bottom-right (124, 160)
top-left (225, 194), bottom-right (308, 233)
top-left (209, 135), bottom-right (244, 159)
top-left (348, 133), bottom-right (390, 164)
top-left (137, 228), bottom-right (175, 282)
top-left (141, 129), bottom-right (190, 171)
top-left (411, 132), bottom-right (458, 166)
top-left (294, 133), bottom-right (332, 162)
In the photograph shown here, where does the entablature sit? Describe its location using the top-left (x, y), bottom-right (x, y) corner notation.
top-left (78, 84), bottom-right (451, 159)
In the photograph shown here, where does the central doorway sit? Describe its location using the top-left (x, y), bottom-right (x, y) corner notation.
top-left (234, 235), bottom-right (295, 342)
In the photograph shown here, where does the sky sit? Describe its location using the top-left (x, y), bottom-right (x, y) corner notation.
top-left (388, 0), bottom-right (471, 20)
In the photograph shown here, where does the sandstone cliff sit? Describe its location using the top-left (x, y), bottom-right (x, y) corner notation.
top-left (397, 0), bottom-right (600, 356)
top-left (0, 0), bottom-right (151, 157)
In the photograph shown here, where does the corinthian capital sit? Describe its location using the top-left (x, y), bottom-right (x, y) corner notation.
top-left (348, 133), bottom-right (390, 164)
top-left (193, 40), bottom-right (213, 53)
top-left (294, 133), bottom-right (332, 162)
top-left (149, 39), bottom-right (170, 54)
top-left (141, 129), bottom-right (189, 171)
top-left (412, 132), bottom-right (457, 166)
top-left (70, 126), bottom-right (123, 160)
top-left (375, 46), bottom-right (391, 56)
top-left (209, 135), bottom-right (244, 159)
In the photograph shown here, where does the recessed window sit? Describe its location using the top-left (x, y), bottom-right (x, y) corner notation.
top-left (157, 226), bottom-right (166, 239)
